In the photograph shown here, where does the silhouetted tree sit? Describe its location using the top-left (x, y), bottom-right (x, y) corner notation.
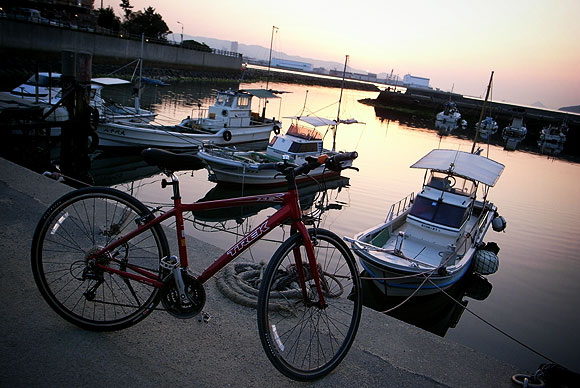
top-left (119, 0), bottom-right (133, 20)
top-left (97, 7), bottom-right (121, 31)
top-left (122, 7), bottom-right (171, 40)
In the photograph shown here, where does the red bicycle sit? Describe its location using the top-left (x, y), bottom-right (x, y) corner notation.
top-left (31, 148), bottom-right (362, 381)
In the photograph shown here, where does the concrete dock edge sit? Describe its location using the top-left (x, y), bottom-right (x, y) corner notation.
top-left (0, 156), bottom-right (523, 387)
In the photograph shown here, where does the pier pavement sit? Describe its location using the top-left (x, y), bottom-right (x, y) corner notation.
top-left (0, 156), bottom-right (523, 387)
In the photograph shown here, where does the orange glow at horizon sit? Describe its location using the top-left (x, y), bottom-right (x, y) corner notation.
top-left (102, 0), bottom-right (579, 109)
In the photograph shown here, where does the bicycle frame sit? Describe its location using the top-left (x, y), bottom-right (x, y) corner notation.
top-left (89, 174), bottom-right (329, 306)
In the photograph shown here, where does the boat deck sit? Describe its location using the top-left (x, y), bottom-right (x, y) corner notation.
top-left (370, 213), bottom-right (481, 270)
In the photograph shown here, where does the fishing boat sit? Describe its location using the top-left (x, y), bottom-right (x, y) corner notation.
top-left (197, 116), bottom-right (358, 186)
top-left (435, 102), bottom-right (466, 133)
top-left (97, 89), bottom-right (282, 149)
top-left (197, 55), bottom-right (360, 185)
top-left (476, 117), bottom-right (498, 140)
top-left (347, 148), bottom-right (506, 296)
top-left (10, 73), bottom-right (156, 123)
top-left (537, 122), bottom-right (567, 155)
top-left (502, 117), bottom-right (527, 150)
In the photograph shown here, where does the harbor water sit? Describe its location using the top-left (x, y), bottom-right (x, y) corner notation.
top-left (97, 81), bottom-right (580, 373)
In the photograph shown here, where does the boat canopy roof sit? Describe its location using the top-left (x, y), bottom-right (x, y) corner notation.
top-left (410, 149), bottom-right (504, 186)
top-left (91, 78), bottom-right (131, 86)
top-left (241, 89), bottom-right (281, 99)
top-left (286, 116), bottom-right (337, 127)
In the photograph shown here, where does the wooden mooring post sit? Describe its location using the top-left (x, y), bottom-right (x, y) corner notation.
top-left (59, 50), bottom-right (94, 185)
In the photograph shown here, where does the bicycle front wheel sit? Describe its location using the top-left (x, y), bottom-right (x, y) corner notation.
top-left (257, 228), bottom-right (362, 381)
top-left (31, 187), bottom-right (170, 331)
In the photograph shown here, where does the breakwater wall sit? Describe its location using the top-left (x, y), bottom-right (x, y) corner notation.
top-left (366, 87), bottom-right (580, 157)
top-left (0, 19), bottom-right (243, 85)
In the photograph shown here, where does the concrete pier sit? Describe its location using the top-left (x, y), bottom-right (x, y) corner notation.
top-left (0, 156), bottom-right (523, 387)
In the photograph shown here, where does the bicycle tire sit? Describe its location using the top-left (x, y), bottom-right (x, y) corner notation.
top-left (257, 228), bottom-right (362, 381)
top-left (31, 187), bottom-right (170, 331)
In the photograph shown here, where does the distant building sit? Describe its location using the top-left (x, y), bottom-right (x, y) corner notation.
top-left (329, 70), bottom-right (377, 82)
top-left (230, 41), bottom-right (238, 53)
top-left (271, 58), bottom-right (312, 72)
top-left (403, 74), bottom-right (430, 88)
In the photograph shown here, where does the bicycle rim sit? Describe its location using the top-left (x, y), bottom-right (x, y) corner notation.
top-left (257, 228), bottom-right (362, 381)
top-left (31, 187), bottom-right (169, 331)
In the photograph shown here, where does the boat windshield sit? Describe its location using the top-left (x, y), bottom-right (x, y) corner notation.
top-left (237, 96), bottom-right (250, 108)
top-left (286, 124), bottom-right (323, 140)
top-left (25, 74), bottom-right (61, 88)
top-left (409, 195), bottom-right (468, 229)
top-left (426, 172), bottom-right (475, 196)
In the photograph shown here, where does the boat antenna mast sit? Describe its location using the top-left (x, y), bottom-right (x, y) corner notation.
top-left (262, 25), bottom-right (278, 119)
top-left (471, 71), bottom-right (494, 154)
top-left (333, 54), bottom-right (349, 151)
top-left (135, 33), bottom-right (144, 114)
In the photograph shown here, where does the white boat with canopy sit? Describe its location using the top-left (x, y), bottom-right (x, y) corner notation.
top-left (348, 148), bottom-right (506, 296)
top-left (197, 115), bottom-right (358, 186)
top-left (97, 89), bottom-right (282, 149)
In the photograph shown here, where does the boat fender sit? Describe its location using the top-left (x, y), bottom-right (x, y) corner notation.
top-left (222, 109), bottom-right (228, 117)
top-left (473, 249), bottom-right (499, 275)
top-left (492, 215), bottom-right (507, 232)
top-left (222, 130), bottom-right (232, 141)
top-left (273, 125), bottom-right (280, 135)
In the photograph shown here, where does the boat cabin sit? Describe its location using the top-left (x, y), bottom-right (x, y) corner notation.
top-left (406, 149), bottom-right (504, 245)
top-left (266, 123), bottom-right (324, 162)
top-left (408, 171), bottom-right (477, 240)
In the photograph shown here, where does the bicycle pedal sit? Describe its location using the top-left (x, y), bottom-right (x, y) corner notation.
top-left (197, 311), bottom-right (212, 324)
top-left (160, 255), bottom-right (179, 271)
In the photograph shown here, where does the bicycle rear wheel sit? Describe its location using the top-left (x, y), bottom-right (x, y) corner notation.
top-left (257, 228), bottom-right (362, 381)
top-left (31, 187), bottom-right (169, 331)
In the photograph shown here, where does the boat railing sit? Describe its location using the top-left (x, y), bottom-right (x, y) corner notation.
top-left (203, 146), bottom-right (264, 164)
top-left (385, 192), bottom-right (414, 222)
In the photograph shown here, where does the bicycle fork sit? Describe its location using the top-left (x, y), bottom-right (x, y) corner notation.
top-left (292, 225), bottom-right (328, 309)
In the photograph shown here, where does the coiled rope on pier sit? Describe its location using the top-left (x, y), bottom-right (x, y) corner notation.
top-left (216, 261), bottom-right (344, 311)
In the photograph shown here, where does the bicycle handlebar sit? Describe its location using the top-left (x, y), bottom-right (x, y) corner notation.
top-left (257, 151), bottom-right (358, 178)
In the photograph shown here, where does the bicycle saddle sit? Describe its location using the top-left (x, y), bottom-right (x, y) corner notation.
top-left (141, 148), bottom-right (206, 172)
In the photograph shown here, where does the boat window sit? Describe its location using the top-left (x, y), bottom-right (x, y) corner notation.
top-left (286, 124), bottom-right (323, 140)
top-left (409, 195), bottom-right (468, 229)
top-left (25, 75), bottom-right (61, 88)
top-left (225, 96), bottom-right (234, 107)
top-left (236, 96), bottom-right (250, 108)
top-left (288, 142), bottom-right (319, 153)
top-left (215, 94), bottom-right (226, 105)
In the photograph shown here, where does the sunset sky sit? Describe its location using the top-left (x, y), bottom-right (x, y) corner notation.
top-left (101, 0), bottom-right (580, 109)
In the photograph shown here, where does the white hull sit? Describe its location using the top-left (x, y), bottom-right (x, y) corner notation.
top-left (349, 149), bottom-right (505, 297)
top-left (97, 121), bottom-right (275, 149)
top-left (198, 148), bottom-right (344, 186)
top-left (353, 200), bottom-right (496, 296)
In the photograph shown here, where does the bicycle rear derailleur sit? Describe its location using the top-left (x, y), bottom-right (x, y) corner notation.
top-left (160, 256), bottom-right (206, 319)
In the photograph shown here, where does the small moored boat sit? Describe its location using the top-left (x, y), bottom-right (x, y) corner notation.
top-left (537, 122), bottom-right (567, 155)
top-left (476, 116), bottom-right (498, 141)
top-left (502, 117), bottom-right (527, 150)
top-left (197, 116), bottom-right (358, 186)
top-left (97, 89), bottom-right (282, 149)
top-left (348, 148), bottom-right (506, 296)
top-left (435, 102), bottom-right (466, 133)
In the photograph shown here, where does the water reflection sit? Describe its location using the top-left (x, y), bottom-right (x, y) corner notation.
top-left (362, 271), bottom-right (493, 337)
top-left (90, 150), bottom-right (160, 186)
top-left (192, 177), bottom-right (350, 224)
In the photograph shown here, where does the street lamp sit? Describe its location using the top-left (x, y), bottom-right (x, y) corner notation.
top-left (177, 21), bottom-right (183, 44)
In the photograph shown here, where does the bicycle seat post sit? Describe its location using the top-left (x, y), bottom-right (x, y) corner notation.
top-left (161, 172), bottom-right (181, 201)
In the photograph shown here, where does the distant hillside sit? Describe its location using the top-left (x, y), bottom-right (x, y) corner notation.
top-left (169, 34), bottom-right (367, 74)
top-left (559, 105), bottom-right (580, 114)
